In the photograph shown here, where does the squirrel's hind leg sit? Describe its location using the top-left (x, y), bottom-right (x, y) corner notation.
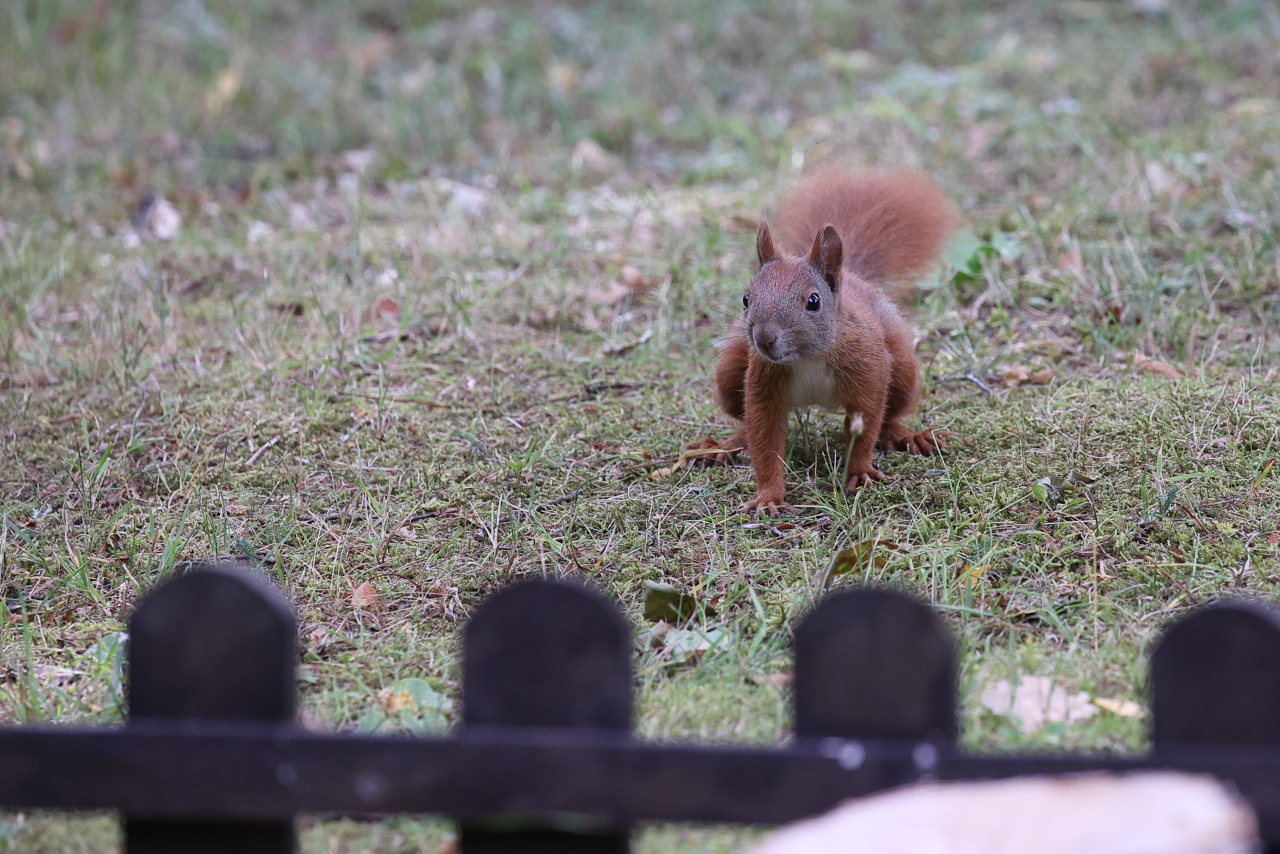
top-left (879, 421), bottom-right (949, 455)
top-left (879, 340), bottom-right (948, 455)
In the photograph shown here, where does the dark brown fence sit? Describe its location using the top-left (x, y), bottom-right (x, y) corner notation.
top-left (4, 563), bottom-right (1280, 853)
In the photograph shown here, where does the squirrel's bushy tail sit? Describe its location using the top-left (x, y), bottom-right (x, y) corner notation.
top-left (772, 164), bottom-right (960, 294)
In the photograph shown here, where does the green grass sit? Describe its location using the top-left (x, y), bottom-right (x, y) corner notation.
top-left (3, 0), bottom-right (1280, 850)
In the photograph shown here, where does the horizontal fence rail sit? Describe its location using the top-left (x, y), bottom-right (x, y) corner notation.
top-left (2, 564), bottom-right (1280, 853)
top-left (5, 725), bottom-right (1280, 824)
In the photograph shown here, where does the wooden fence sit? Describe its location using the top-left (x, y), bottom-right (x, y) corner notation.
top-left (3, 563), bottom-right (1280, 853)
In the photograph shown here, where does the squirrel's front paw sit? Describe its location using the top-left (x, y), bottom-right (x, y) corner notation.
top-left (845, 467), bottom-right (885, 491)
top-left (741, 492), bottom-right (795, 518)
top-left (683, 437), bottom-right (740, 468)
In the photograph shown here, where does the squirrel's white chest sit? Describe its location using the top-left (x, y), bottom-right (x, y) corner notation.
top-left (788, 359), bottom-right (841, 411)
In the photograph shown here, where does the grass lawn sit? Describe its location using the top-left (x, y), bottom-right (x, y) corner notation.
top-left (2, 0), bottom-right (1279, 851)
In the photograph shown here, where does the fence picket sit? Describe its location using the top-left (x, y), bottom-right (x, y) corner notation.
top-left (459, 579), bottom-right (633, 853)
top-left (124, 564), bottom-right (297, 854)
top-left (1152, 601), bottom-right (1280, 843)
top-left (791, 587), bottom-right (956, 797)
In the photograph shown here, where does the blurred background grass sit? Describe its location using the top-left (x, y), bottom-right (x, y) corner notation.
top-left (5, 1), bottom-right (1275, 217)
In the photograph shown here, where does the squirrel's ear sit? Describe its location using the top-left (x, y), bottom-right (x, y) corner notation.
top-left (809, 224), bottom-right (842, 291)
top-left (756, 222), bottom-right (777, 267)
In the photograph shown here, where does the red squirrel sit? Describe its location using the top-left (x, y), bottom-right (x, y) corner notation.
top-left (688, 166), bottom-right (960, 517)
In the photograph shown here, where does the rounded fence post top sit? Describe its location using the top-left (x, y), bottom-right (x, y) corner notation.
top-left (130, 562), bottom-right (294, 632)
top-left (463, 578), bottom-right (632, 731)
top-left (128, 562), bottom-right (297, 722)
top-left (792, 585), bottom-right (956, 741)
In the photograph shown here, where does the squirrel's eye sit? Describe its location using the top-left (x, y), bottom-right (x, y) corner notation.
top-left (806, 293), bottom-right (821, 311)
top-left (743, 294), bottom-right (750, 309)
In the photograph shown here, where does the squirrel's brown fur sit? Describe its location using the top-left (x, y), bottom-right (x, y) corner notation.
top-left (687, 166), bottom-right (960, 516)
top-left (774, 165), bottom-right (961, 297)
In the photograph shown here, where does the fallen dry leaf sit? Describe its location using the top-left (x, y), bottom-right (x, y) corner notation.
top-left (650, 444), bottom-right (743, 478)
top-left (571, 137), bottom-right (620, 180)
top-left (586, 280), bottom-right (629, 306)
top-left (1132, 351), bottom-right (1184, 380)
top-left (600, 327), bottom-right (653, 357)
top-left (1001, 364), bottom-right (1029, 387)
top-left (1230, 97), bottom-right (1274, 119)
top-left (246, 220), bottom-right (273, 244)
top-left (132, 194), bottom-right (182, 241)
top-left (962, 562), bottom-right (991, 588)
top-left (621, 265), bottom-right (649, 292)
top-left (206, 66), bottom-right (242, 116)
top-left (964, 121), bottom-right (1000, 159)
top-left (377, 686), bottom-right (413, 716)
top-left (437, 179), bottom-right (489, 220)
top-left (352, 581), bottom-right (380, 609)
top-left (643, 581), bottom-right (701, 623)
top-left (346, 33), bottom-right (393, 73)
top-left (32, 664), bottom-right (83, 686)
top-left (1000, 365), bottom-right (1055, 388)
top-left (52, 412), bottom-right (90, 425)
top-left (547, 59), bottom-right (580, 96)
top-left (827, 540), bottom-right (904, 577)
top-left (1094, 697), bottom-right (1144, 718)
top-left (653, 626), bottom-right (727, 664)
top-left (751, 672), bottom-right (794, 690)
top-left (288, 203), bottom-right (317, 231)
top-left (721, 213), bottom-right (759, 234)
top-left (1144, 161), bottom-right (1180, 197)
top-left (980, 675), bottom-right (1096, 733)
top-left (341, 148), bottom-right (378, 175)
top-left (269, 300), bottom-right (306, 317)
top-left (1057, 249), bottom-right (1085, 275)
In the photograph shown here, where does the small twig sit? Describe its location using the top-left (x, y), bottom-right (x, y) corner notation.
top-left (297, 511), bottom-right (363, 524)
top-left (644, 446), bottom-right (744, 478)
top-left (543, 382), bottom-right (642, 405)
top-left (345, 392), bottom-right (450, 409)
top-left (298, 491), bottom-right (579, 535)
top-left (360, 570), bottom-right (453, 595)
top-left (296, 508), bottom-right (457, 525)
top-left (402, 508), bottom-right (460, 524)
top-left (491, 490), bottom-right (584, 526)
top-left (245, 434), bottom-right (283, 466)
top-left (617, 454), bottom-right (681, 474)
top-left (965, 373), bottom-right (995, 394)
top-left (940, 373), bottom-right (995, 395)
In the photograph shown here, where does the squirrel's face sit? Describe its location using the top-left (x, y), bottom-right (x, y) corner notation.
top-left (743, 222), bottom-right (842, 364)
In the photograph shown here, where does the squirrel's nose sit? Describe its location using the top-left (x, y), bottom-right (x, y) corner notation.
top-left (752, 326), bottom-right (778, 356)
